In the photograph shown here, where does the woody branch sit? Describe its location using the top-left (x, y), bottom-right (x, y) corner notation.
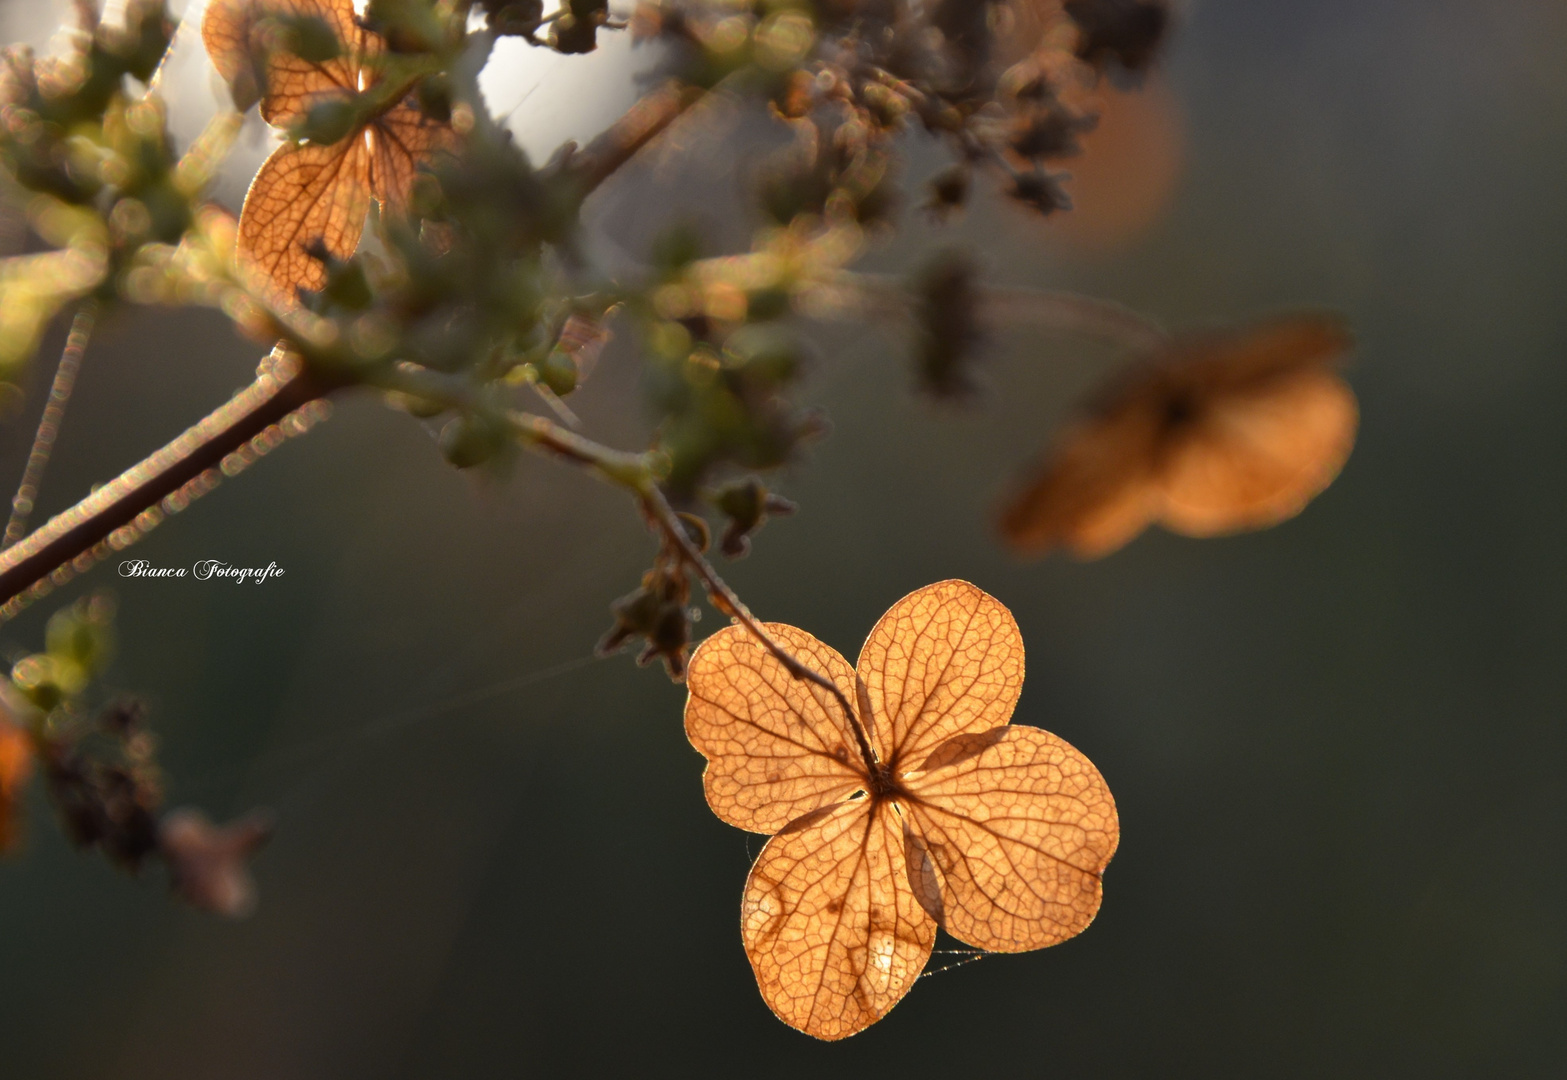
top-left (0, 79), bottom-right (706, 615)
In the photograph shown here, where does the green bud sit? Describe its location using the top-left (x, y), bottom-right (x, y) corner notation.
top-left (12, 653), bottom-right (87, 712)
top-left (296, 97), bottom-right (359, 147)
top-left (280, 14), bottom-right (343, 63)
top-left (745, 287), bottom-right (792, 323)
top-left (384, 391), bottom-right (448, 419)
top-left (45, 601), bottom-right (114, 675)
top-left (439, 414), bottom-right (509, 469)
top-left (416, 75), bottom-right (453, 124)
top-left (324, 259), bottom-right (373, 311)
top-left (535, 349), bottom-right (578, 396)
top-left (408, 173), bottom-right (447, 220)
top-left (651, 225), bottom-right (703, 275)
top-left (723, 324), bottom-right (804, 384)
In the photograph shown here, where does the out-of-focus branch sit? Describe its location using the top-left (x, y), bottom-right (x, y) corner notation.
top-left (811, 271), bottom-right (1170, 353)
top-left (552, 80), bottom-right (706, 196)
top-left (979, 286), bottom-right (1170, 352)
top-left (0, 358), bottom-right (334, 619)
top-left (5, 301), bottom-right (99, 548)
top-left (0, 74), bottom-right (710, 617)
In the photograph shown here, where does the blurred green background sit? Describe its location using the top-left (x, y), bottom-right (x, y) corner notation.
top-left (2, 0), bottom-right (1566, 1076)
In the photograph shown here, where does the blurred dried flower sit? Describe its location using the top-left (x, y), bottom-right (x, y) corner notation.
top-left (159, 808), bottom-right (274, 918)
top-left (999, 315), bottom-right (1358, 557)
top-left (598, 555), bottom-right (695, 680)
top-left (913, 252), bottom-right (983, 398)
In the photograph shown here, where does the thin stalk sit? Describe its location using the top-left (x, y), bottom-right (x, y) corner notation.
top-left (818, 271), bottom-right (1171, 353)
top-left (5, 301), bottom-right (98, 548)
top-left (554, 80), bottom-right (705, 194)
top-left (978, 286), bottom-right (1170, 352)
top-left (372, 363), bottom-right (873, 760)
top-left (639, 484), bottom-right (883, 775)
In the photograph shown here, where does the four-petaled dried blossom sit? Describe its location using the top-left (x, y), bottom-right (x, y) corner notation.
top-left (999, 315), bottom-right (1358, 558)
top-left (685, 580), bottom-right (1119, 1039)
top-left (159, 808), bottom-right (274, 918)
top-left (202, 0), bottom-right (455, 306)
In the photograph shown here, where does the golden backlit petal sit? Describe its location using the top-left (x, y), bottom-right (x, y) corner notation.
top-left (742, 798), bottom-right (935, 1040)
top-left (201, 0), bottom-right (268, 111)
top-left (236, 134), bottom-right (372, 306)
top-left (0, 719), bottom-right (34, 854)
top-left (901, 724), bottom-right (1118, 953)
top-left (257, 0), bottom-right (364, 127)
top-left (856, 581), bottom-right (1025, 769)
top-left (685, 623), bottom-right (867, 834)
top-left (997, 403), bottom-right (1164, 559)
top-left (1158, 367), bottom-right (1359, 536)
top-left (368, 100), bottom-right (457, 212)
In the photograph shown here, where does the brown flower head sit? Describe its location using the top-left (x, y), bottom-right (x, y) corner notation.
top-left (685, 580), bottom-right (1118, 1039)
top-left (999, 314), bottom-right (1358, 558)
top-left (202, 0), bottom-right (454, 305)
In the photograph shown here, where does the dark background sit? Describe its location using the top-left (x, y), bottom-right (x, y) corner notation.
top-left (1, 0), bottom-right (1565, 1076)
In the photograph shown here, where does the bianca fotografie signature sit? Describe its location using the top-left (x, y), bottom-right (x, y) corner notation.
top-left (118, 559), bottom-right (285, 585)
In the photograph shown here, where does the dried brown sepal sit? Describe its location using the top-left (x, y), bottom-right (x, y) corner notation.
top-left (159, 808), bottom-right (273, 918)
top-left (713, 478), bottom-right (796, 558)
top-left (685, 580), bottom-right (1118, 1039)
top-left (597, 550), bottom-right (694, 680)
top-left (998, 315), bottom-right (1358, 557)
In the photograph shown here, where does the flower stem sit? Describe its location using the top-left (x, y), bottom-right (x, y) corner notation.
top-left (639, 484), bottom-right (882, 772)
top-left (5, 300), bottom-right (99, 548)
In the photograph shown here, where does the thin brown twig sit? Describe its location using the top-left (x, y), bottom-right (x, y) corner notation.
top-left (369, 365), bottom-right (874, 771)
top-left (979, 286), bottom-right (1170, 352)
top-left (554, 80), bottom-right (706, 194)
top-left (5, 300), bottom-right (98, 549)
top-left (640, 484), bottom-right (884, 775)
top-left (815, 271), bottom-right (1170, 354)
